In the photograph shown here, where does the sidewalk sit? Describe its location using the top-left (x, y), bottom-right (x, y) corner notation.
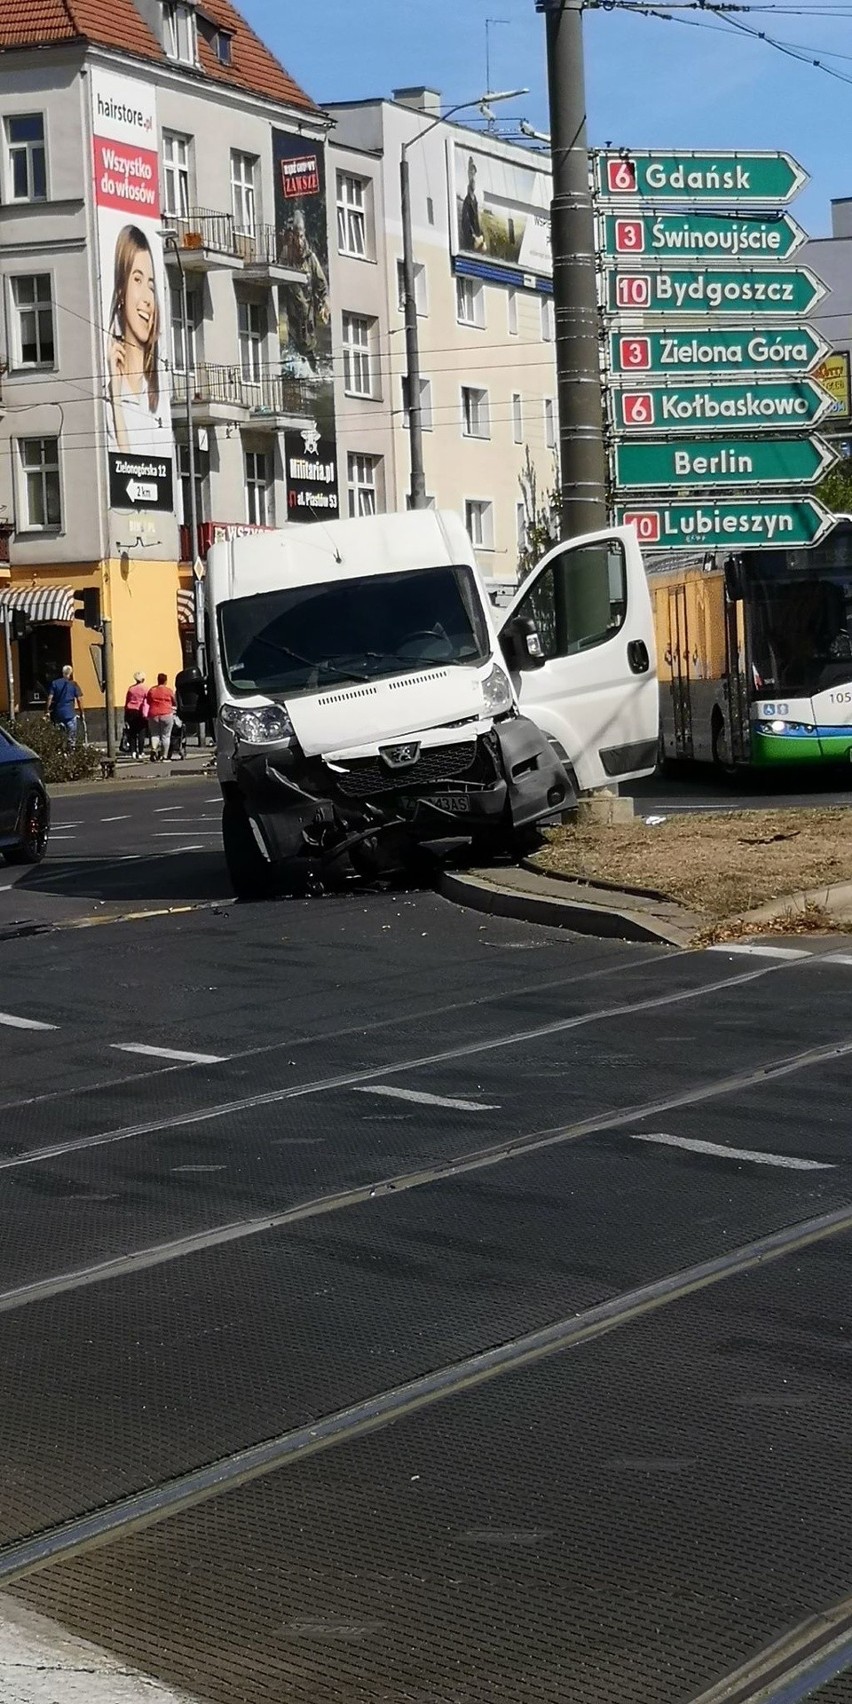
top-left (0, 1594), bottom-right (196, 1703)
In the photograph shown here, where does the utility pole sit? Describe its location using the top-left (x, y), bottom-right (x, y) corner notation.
top-left (537, 0), bottom-right (607, 537)
top-left (163, 232), bottom-right (205, 678)
top-left (2, 611), bottom-right (15, 723)
top-left (399, 151), bottom-right (428, 512)
top-left (102, 613), bottom-right (116, 763)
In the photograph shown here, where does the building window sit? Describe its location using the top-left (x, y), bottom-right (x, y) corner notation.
top-left (342, 312), bottom-right (373, 398)
top-left (231, 152), bottom-right (258, 237)
top-left (6, 114), bottom-right (46, 203)
top-left (541, 295), bottom-right (555, 342)
top-left (176, 436), bottom-right (208, 531)
top-left (544, 397), bottom-right (556, 450)
top-left (457, 275), bottom-right (485, 329)
top-left (402, 376), bottom-right (433, 432)
top-left (336, 173), bottom-right (367, 258)
top-left (396, 259), bottom-right (427, 316)
top-left (162, 133), bottom-right (191, 218)
top-left (245, 449), bottom-right (273, 525)
top-left (426, 196), bottom-right (435, 225)
top-left (12, 275), bottom-right (54, 368)
top-left (464, 499), bottom-right (494, 552)
top-left (511, 393), bottom-right (523, 445)
top-left (17, 436), bottom-right (60, 531)
top-left (238, 300), bottom-right (265, 385)
top-left (461, 385), bottom-right (490, 439)
top-left (516, 501), bottom-right (527, 554)
top-left (347, 452), bottom-right (380, 517)
top-left (170, 284), bottom-right (198, 376)
top-left (163, 2), bottom-right (197, 63)
top-left (507, 289), bottom-right (518, 336)
top-left (215, 29), bottom-right (232, 63)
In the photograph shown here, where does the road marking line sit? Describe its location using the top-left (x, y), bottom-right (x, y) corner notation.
top-left (155, 831), bottom-right (220, 837)
top-left (154, 806), bottom-right (184, 813)
top-left (111, 1043), bottom-right (228, 1064)
top-left (824, 954), bottom-right (852, 967)
top-left (50, 822), bottom-right (83, 828)
top-left (628, 1131), bottom-right (833, 1171)
top-left (167, 844), bottom-right (204, 852)
top-left (353, 1085), bottom-right (498, 1111)
top-left (0, 1012), bottom-right (57, 1031)
top-left (100, 814), bottom-right (130, 822)
top-left (709, 943), bottom-right (811, 961)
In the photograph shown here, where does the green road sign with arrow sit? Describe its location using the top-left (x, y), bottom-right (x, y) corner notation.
top-left (614, 498), bottom-right (833, 551)
top-left (608, 325), bottom-right (830, 378)
top-left (614, 434), bottom-right (837, 491)
top-left (602, 210), bottom-right (806, 264)
top-left (605, 266), bottom-right (827, 318)
top-left (596, 151), bottom-right (808, 206)
top-left (610, 378), bottom-right (833, 436)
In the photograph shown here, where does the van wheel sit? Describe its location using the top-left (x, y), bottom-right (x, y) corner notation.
top-left (222, 800), bottom-right (276, 900)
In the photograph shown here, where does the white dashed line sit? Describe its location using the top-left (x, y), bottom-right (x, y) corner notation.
top-left (708, 943), bottom-right (811, 961)
top-left (111, 1043), bottom-right (228, 1064)
top-left (0, 1012), bottom-right (58, 1031)
top-left (353, 1085), bottom-right (499, 1111)
top-left (629, 1131), bottom-right (833, 1171)
top-left (154, 806), bottom-right (184, 814)
top-left (823, 954), bottom-right (852, 967)
top-left (101, 815), bottom-right (131, 823)
top-left (155, 831), bottom-right (219, 837)
top-left (51, 822), bottom-right (83, 829)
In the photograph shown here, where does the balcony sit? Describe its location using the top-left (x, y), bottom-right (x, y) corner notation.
top-left (162, 209), bottom-right (304, 285)
top-left (171, 362), bottom-right (316, 430)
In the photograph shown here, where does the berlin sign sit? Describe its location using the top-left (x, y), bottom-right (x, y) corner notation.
top-left (606, 267), bottom-right (827, 318)
top-left (608, 326), bottom-right (830, 378)
top-left (614, 434), bottom-right (838, 491)
top-left (615, 498), bottom-right (833, 551)
top-left (610, 379), bottom-right (833, 436)
top-left (601, 211), bottom-right (806, 264)
top-left (596, 151), bottom-right (808, 206)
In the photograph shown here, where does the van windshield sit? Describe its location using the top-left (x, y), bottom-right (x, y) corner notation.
top-left (219, 564), bottom-right (490, 696)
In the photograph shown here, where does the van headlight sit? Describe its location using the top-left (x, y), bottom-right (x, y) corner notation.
top-left (482, 664), bottom-right (513, 715)
top-left (219, 703), bottom-right (294, 743)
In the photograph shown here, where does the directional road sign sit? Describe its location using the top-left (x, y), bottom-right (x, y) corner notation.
top-left (606, 267), bottom-right (827, 319)
top-left (610, 378), bottom-right (833, 436)
top-left (614, 434), bottom-right (838, 491)
top-left (596, 151), bottom-right (808, 206)
top-left (601, 211), bottom-right (806, 264)
top-left (608, 326), bottom-right (830, 379)
top-left (615, 497), bottom-right (834, 551)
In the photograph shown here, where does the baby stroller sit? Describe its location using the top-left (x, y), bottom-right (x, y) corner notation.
top-left (168, 715), bottom-right (187, 760)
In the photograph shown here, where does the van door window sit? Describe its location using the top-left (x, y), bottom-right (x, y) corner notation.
top-left (515, 539), bottom-right (627, 659)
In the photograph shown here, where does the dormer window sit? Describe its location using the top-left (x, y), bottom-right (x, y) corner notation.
top-left (215, 30), bottom-right (232, 64)
top-left (195, 9), bottom-right (233, 65)
top-left (163, 2), bottom-right (197, 64)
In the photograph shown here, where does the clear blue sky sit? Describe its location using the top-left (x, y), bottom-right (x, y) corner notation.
top-left (246, 0), bottom-right (850, 236)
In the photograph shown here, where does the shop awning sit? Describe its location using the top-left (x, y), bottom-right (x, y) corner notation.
top-left (177, 588), bottom-right (196, 628)
top-left (0, 585), bottom-right (75, 624)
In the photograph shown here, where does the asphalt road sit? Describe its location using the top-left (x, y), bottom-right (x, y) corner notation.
top-left (2, 776), bottom-right (852, 1703)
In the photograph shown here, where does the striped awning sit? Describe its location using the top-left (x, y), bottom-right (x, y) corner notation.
top-left (177, 588), bottom-right (196, 628)
top-left (0, 585), bottom-right (75, 624)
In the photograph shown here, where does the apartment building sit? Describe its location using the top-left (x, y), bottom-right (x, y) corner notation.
top-left (0, 0), bottom-right (330, 724)
top-left (327, 90), bottom-right (558, 579)
top-left (803, 201), bottom-right (852, 446)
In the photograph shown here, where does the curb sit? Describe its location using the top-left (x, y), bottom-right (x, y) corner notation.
top-left (48, 770), bottom-right (213, 799)
top-left (439, 869), bottom-right (692, 946)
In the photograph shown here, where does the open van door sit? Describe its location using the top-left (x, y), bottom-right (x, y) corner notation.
top-left (498, 525), bottom-right (658, 794)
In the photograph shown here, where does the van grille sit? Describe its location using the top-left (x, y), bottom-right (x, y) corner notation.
top-left (334, 740), bottom-right (482, 799)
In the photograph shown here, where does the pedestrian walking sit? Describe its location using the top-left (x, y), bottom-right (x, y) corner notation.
top-left (123, 671), bottom-right (148, 760)
top-left (45, 665), bottom-right (83, 749)
top-left (145, 672), bottom-right (176, 761)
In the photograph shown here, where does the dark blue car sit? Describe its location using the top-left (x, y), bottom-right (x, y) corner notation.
top-left (0, 726), bottom-right (50, 864)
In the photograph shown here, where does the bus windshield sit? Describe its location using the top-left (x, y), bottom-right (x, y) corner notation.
top-left (748, 573), bottom-right (852, 698)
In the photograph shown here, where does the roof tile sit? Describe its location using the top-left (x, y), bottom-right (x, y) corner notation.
top-left (0, 0), bottom-right (319, 114)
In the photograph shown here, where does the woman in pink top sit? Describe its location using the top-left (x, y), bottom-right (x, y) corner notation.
top-left (123, 672), bottom-right (147, 760)
top-left (145, 673), bottom-right (176, 762)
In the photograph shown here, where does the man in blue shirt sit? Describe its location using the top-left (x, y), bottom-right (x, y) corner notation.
top-left (46, 665), bottom-right (83, 747)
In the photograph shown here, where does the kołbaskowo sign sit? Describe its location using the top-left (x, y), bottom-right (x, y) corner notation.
top-left (615, 498), bottom-right (833, 550)
top-left (596, 151), bottom-right (807, 206)
top-left (611, 378), bottom-right (832, 435)
top-left (90, 66), bottom-right (174, 513)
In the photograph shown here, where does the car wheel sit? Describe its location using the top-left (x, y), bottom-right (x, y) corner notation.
top-left (3, 788), bottom-right (49, 865)
top-left (221, 800), bottom-right (277, 899)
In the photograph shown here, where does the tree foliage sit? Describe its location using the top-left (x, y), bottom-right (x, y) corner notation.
top-left (517, 446), bottom-right (561, 581)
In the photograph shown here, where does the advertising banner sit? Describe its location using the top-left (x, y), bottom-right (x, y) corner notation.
top-left (450, 140), bottom-right (551, 282)
top-left (814, 351), bottom-right (851, 420)
top-left (273, 129), bottom-right (339, 522)
top-left (90, 66), bottom-right (174, 512)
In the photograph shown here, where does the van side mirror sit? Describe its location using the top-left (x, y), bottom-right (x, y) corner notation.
top-left (175, 666), bottom-right (211, 724)
top-left (501, 616), bottom-right (546, 671)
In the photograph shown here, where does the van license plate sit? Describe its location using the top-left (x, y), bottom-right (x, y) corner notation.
top-left (429, 793), bottom-right (470, 814)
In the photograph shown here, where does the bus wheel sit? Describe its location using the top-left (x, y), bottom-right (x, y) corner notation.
top-left (711, 712), bottom-right (737, 779)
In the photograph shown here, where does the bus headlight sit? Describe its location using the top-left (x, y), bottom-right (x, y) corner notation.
top-left (219, 703), bottom-right (294, 744)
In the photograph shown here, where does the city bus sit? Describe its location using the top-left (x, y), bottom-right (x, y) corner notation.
top-left (653, 517), bottom-right (852, 772)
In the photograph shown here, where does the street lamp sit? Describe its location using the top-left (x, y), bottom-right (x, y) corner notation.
top-left (161, 230), bottom-right (205, 678)
top-left (400, 89), bottom-right (528, 511)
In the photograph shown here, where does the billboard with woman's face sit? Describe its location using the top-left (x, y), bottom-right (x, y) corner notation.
top-left (90, 67), bottom-right (175, 512)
